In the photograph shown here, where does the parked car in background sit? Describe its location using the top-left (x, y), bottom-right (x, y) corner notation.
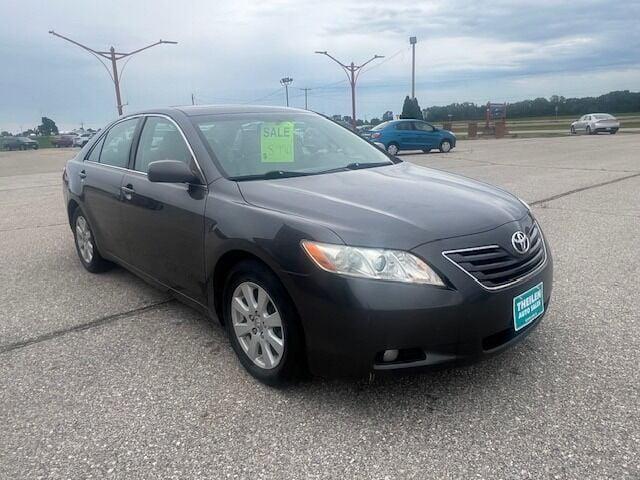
top-left (73, 133), bottom-right (93, 147)
top-left (570, 113), bottom-right (619, 135)
top-left (52, 135), bottom-right (75, 147)
top-left (360, 119), bottom-right (456, 155)
top-left (1, 136), bottom-right (39, 150)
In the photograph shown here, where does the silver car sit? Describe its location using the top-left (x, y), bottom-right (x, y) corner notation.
top-left (570, 113), bottom-right (619, 135)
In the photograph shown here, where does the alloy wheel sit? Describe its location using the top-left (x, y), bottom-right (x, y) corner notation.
top-left (231, 282), bottom-right (285, 370)
top-left (441, 140), bottom-right (451, 152)
top-left (75, 215), bottom-right (94, 264)
top-left (387, 144), bottom-right (399, 155)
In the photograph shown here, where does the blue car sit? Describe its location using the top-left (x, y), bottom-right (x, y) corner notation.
top-left (362, 119), bottom-right (456, 155)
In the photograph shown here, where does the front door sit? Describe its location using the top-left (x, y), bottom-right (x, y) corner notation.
top-left (413, 121), bottom-right (440, 149)
top-left (120, 116), bottom-right (207, 303)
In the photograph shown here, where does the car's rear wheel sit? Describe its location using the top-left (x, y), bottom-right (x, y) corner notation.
top-left (386, 143), bottom-right (399, 155)
top-left (439, 139), bottom-right (452, 153)
top-left (422, 148), bottom-right (430, 153)
top-left (223, 260), bottom-right (304, 386)
top-left (72, 209), bottom-right (112, 273)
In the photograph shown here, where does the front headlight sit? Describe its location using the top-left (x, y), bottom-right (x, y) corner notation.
top-left (301, 240), bottom-right (445, 286)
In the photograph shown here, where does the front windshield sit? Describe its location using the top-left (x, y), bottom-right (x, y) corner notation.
top-left (192, 112), bottom-right (393, 180)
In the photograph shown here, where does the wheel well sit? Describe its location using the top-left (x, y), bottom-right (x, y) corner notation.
top-left (67, 200), bottom-right (80, 227)
top-left (212, 250), bottom-right (272, 323)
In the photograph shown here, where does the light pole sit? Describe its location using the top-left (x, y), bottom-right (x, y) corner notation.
top-left (280, 77), bottom-right (293, 106)
top-left (315, 51), bottom-right (384, 129)
top-left (409, 36), bottom-right (417, 99)
top-left (49, 30), bottom-right (177, 116)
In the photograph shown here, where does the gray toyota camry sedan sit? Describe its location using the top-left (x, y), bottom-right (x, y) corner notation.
top-left (63, 105), bottom-right (553, 385)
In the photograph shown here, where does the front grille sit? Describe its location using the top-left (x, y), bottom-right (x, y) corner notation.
top-left (443, 223), bottom-right (546, 289)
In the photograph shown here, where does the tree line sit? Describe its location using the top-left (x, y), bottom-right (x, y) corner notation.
top-left (423, 90), bottom-right (640, 122)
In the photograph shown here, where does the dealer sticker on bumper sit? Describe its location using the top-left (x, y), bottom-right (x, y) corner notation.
top-left (513, 282), bottom-right (544, 331)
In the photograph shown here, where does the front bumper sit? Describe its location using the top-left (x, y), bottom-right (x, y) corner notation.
top-left (284, 220), bottom-right (553, 378)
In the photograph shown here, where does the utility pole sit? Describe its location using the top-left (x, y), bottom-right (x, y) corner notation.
top-left (410, 36), bottom-right (417, 99)
top-left (299, 88), bottom-right (312, 109)
top-left (315, 51), bottom-right (384, 129)
top-left (280, 77), bottom-right (293, 106)
top-left (49, 30), bottom-right (177, 116)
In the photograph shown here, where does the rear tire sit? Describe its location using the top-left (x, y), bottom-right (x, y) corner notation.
top-left (422, 148), bottom-right (430, 153)
top-left (386, 143), bottom-right (399, 156)
top-left (223, 260), bottom-right (305, 386)
top-left (72, 208), bottom-right (112, 273)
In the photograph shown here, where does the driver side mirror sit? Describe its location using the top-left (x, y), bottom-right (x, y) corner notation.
top-left (148, 160), bottom-right (201, 184)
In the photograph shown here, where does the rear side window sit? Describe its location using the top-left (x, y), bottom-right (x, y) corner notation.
top-left (395, 122), bottom-right (414, 131)
top-left (86, 135), bottom-right (105, 163)
top-left (99, 118), bottom-right (139, 168)
top-left (134, 117), bottom-right (192, 173)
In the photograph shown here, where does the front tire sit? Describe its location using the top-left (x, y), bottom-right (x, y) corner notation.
top-left (439, 139), bottom-right (452, 153)
top-left (223, 260), bottom-right (305, 386)
top-left (72, 209), bottom-right (112, 273)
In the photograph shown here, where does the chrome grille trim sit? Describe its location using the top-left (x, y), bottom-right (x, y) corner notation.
top-left (442, 223), bottom-right (548, 291)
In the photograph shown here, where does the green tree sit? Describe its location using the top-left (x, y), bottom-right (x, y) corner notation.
top-left (1, 131), bottom-right (12, 137)
top-left (370, 118), bottom-right (381, 126)
top-left (37, 117), bottom-right (58, 136)
top-left (400, 96), bottom-right (423, 119)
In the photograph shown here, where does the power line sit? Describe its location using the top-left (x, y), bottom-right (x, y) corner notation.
top-left (49, 30), bottom-right (177, 116)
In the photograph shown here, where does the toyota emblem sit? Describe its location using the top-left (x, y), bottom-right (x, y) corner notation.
top-left (511, 231), bottom-right (530, 254)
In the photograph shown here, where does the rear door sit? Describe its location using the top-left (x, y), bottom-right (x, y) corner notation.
top-left (80, 118), bottom-right (140, 262)
top-left (394, 122), bottom-right (416, 149)
top-left (120, 116), bottom-right (207, 303)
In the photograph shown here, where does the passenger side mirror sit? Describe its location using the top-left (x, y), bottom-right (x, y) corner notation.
top-left (147, 160), bottom-right (201, 184)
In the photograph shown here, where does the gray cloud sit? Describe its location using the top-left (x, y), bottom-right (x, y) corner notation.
top-left (1, 0), bottom-right (638, 132)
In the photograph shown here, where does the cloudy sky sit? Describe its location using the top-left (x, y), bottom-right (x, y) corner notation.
top-left (1, 0), bottom-right (639, 132)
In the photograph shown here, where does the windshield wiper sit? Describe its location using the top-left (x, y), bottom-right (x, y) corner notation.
top-left (317, 161), bottom-right (393, 174)
top-left (231, 170), bottom-right (312, 181)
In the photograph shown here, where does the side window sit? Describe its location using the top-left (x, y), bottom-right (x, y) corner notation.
top-left (395, 122), bottom-right (413, 131)
top-left (99, 118), bottom-right (139, 168)
top-left (414, 122), bottom-right (434, 132)
top-left (135, 117), bottom-right (192, 173)
top-left (86, 135), bottom-right (105, 163)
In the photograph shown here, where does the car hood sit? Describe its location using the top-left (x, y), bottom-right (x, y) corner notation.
top-left (237, 162), bottom-right (527, 250)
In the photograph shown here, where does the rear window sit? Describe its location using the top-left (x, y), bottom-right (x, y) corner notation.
top-left (370, 122), bottom-right (390, 131)
top-left (593, 114), bottom-right (614, 120)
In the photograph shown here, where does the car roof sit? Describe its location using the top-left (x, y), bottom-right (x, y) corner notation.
top-left (130, 105), bottom-right (310, 118)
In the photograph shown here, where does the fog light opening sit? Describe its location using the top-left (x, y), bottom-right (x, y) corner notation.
top-left (382, 349), bottom-right (399, 362)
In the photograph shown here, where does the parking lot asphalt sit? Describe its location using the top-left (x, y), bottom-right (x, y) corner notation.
top-left (1, 135), bottom-right (638, 479)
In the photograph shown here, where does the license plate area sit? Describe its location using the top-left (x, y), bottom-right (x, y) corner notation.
top-left (513, 282), bottom-right (544, 331)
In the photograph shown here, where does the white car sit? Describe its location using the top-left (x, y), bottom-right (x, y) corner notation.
top-left (570, 113), bottom-right (619, 135)
top-left (73, 133), bottom-right (93, 147)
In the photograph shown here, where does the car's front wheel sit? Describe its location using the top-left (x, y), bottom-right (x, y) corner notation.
top-left (439, 139), bottom-right (452, 153)
top-left (72, 209), bottom-right (112, 273)
top-left (223, 260), bottom-right (304, 386)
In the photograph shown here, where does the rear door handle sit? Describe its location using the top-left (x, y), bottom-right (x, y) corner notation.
top-left (79, 170), bottom-right (87, 179)
top-left (121, 184), bottom-right (134, 201)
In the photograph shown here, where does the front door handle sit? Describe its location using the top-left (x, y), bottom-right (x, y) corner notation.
top-left (121, 184), bottom-right (134, 201)
top-left (79, 170), bottom-right (87, 179)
